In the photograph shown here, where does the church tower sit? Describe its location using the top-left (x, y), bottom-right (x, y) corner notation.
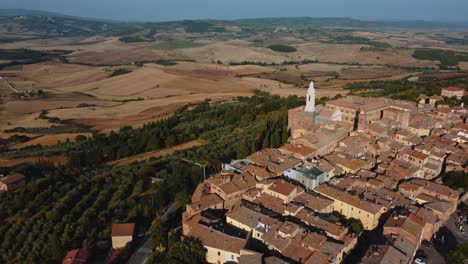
top-left (304, 81), bottom-right (316, 113)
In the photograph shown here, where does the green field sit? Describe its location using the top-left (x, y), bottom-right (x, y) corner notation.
top-left (0, 64), bottom-right (23, 70)
top-left (412, 48), bottom-right (468, 68)
top-left (109, 68), bottom-right (132, 77)
top-left (119, 36), bottom-right (150, 43)
top-left (153, 40), bottom-right (206, 49)
top-left (267, 44), bottom-right (297, 53)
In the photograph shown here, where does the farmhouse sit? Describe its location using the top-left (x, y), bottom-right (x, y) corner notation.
top-left (111, 223), bottom-right (135, 249)
top-left (0, 173), bottom-right (26, 192)
top-left (441, 86), bottom-right (465, 99)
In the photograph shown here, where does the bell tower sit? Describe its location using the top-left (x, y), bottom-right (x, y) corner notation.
top-left (305, 81), bottom-right (316, 113)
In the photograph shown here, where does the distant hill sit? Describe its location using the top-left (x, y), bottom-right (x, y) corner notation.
top-left (0, 8), bottom-right (73, 18)
top-left (234, 17), bottom-right (468, 30)
top-left (0, 9), bottom-right (139, 41)
top-left (1, 8), bottom-right (468, 42)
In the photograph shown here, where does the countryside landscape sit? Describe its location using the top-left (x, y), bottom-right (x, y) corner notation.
top-left (0, 4), bottom-right (467, 264)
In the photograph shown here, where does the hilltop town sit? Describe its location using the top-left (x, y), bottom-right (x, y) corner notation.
top-left (182, 83), bottom-right (467, 264)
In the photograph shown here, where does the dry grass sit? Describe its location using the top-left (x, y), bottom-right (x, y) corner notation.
top-left (107, 139), bottom-right (207, 167)
top-left (20, 63), bottom-right (110, 89)
top-left (9, 133), bottom-right (91, 150)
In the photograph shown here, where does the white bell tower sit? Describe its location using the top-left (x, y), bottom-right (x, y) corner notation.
top-left (305, 81), bottom-right (315, 113)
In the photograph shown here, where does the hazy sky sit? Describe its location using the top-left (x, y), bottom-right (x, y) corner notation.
top-left (2, 0), bottom-right (468, 22)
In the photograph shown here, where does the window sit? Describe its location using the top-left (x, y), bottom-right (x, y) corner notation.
top-left (232, 255), bottom-right (235, 260)
top-left (218, 252), bottom-right (220, 256)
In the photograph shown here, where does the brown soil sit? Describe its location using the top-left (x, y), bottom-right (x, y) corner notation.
top-left (107, 139), bottom-right (207, 167)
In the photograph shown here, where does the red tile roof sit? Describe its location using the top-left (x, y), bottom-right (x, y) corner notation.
top-left (0, 173), bottom-right (25, 185)
top-left (111, 223), bottom-right (135, 237)
top-left (443, 86), bottom-right (465, 92)
top-left (62, 249), bottom-right (90, 264)
top-left (186, 222), bottom-right (247, 254)
top-left (268, 180), bottom-right (297, 196)
top-left (279, 144), bottom-right (317, 157)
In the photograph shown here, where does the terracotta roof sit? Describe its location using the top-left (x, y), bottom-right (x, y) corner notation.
top-left (111, 223), bottom-right (135, 237)
top-left (325, 154), bottom-right (372, 171)
top-left (279, 144), bottom-right (317, 157)
top-left (304, 250), bottom-right (331, 264)
top-left (261, 226), bottom-right (291, 252)
top-left (398, 182), bottom-right (421, 192)
top-left (385, 166), bottom-right (409, 181)
top-left (242, 164), bottom-right (276, 180)
top-left (268, 180), bottom-right (297, 196)
top-left (301, 232), bottom-right (326, 250)
top-left (62, 249), bottom-right (90, 264)
top-left (247, 148), bottom-right (301, 173)
top-left (187, 193), bottom-right (223, 212)
top-left (293, 192), bottom-right (334, 212)
top-left (326, 96), bottom-right (390, 112)
top-left (186, 222), bottom-right (247, 253)
top-left (0, 173), bottom-right (25, 185)
top-left (443, 86), bottom-right (465, 92)
top-left (315, 185), bottom-right (384, 215)
top-left (361, 245), bottom-right (408, 264)
top-left (226, 203), bottom-right (276, 230)
top-left (281, 243), bottom-right (314, 263)
top-left (400, 148), bottom-right (429, 160)
top-left (296, 210), bottom-right (347, 238)
top-left (410, 178), bottom-right (459, 200)
top-left (253, 193), bottom-right (286, 214)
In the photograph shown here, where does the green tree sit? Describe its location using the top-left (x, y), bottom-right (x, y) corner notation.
top-left (446, 243), bottom-right (468, 264)
top-left (163, 237), bottom-right (206, 264)
top-left (350, 219), bottom-right (364, 234)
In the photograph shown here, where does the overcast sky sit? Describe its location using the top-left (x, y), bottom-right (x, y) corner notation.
top-left (2, 0), bottom-right (468, 22)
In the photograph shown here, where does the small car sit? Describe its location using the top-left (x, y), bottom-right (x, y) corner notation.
top-left (414, 258), bottom-right (426, 264)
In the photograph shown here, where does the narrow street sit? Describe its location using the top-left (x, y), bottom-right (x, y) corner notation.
top-left (127, 202), bottom-right (181, 264)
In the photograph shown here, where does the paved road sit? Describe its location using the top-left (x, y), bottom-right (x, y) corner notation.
top-left (127, 202), bottom-right (181, 264)
top-left (1, 78), bottom-right (18, 93)
top-left (127, 235), bottom-right (153, 264)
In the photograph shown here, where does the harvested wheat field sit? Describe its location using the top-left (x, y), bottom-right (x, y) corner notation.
top-left (108, 139), bottom-right (207, 167)
top-left (20, 63), bottom-right (111, 89)
top-left (0, 111), bottom-right (58, 131)
top-left (179, 41), bottom-right (292, 64)
top-left (50, 65), bottom-right (256, 100)
top-left (9, 133), bottom-right (91, 150)
top-left (296, 43), bottom-right (438, 68)
top-left (67, 47), bottom-right (185, 65)
top-left (0, 154), bottom-right (69, 168)
top-left (48, 92), bottom-right (252, 131)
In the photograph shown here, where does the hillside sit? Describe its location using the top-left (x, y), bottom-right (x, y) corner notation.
top-left (1, 9), bottom-right (468, 43)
